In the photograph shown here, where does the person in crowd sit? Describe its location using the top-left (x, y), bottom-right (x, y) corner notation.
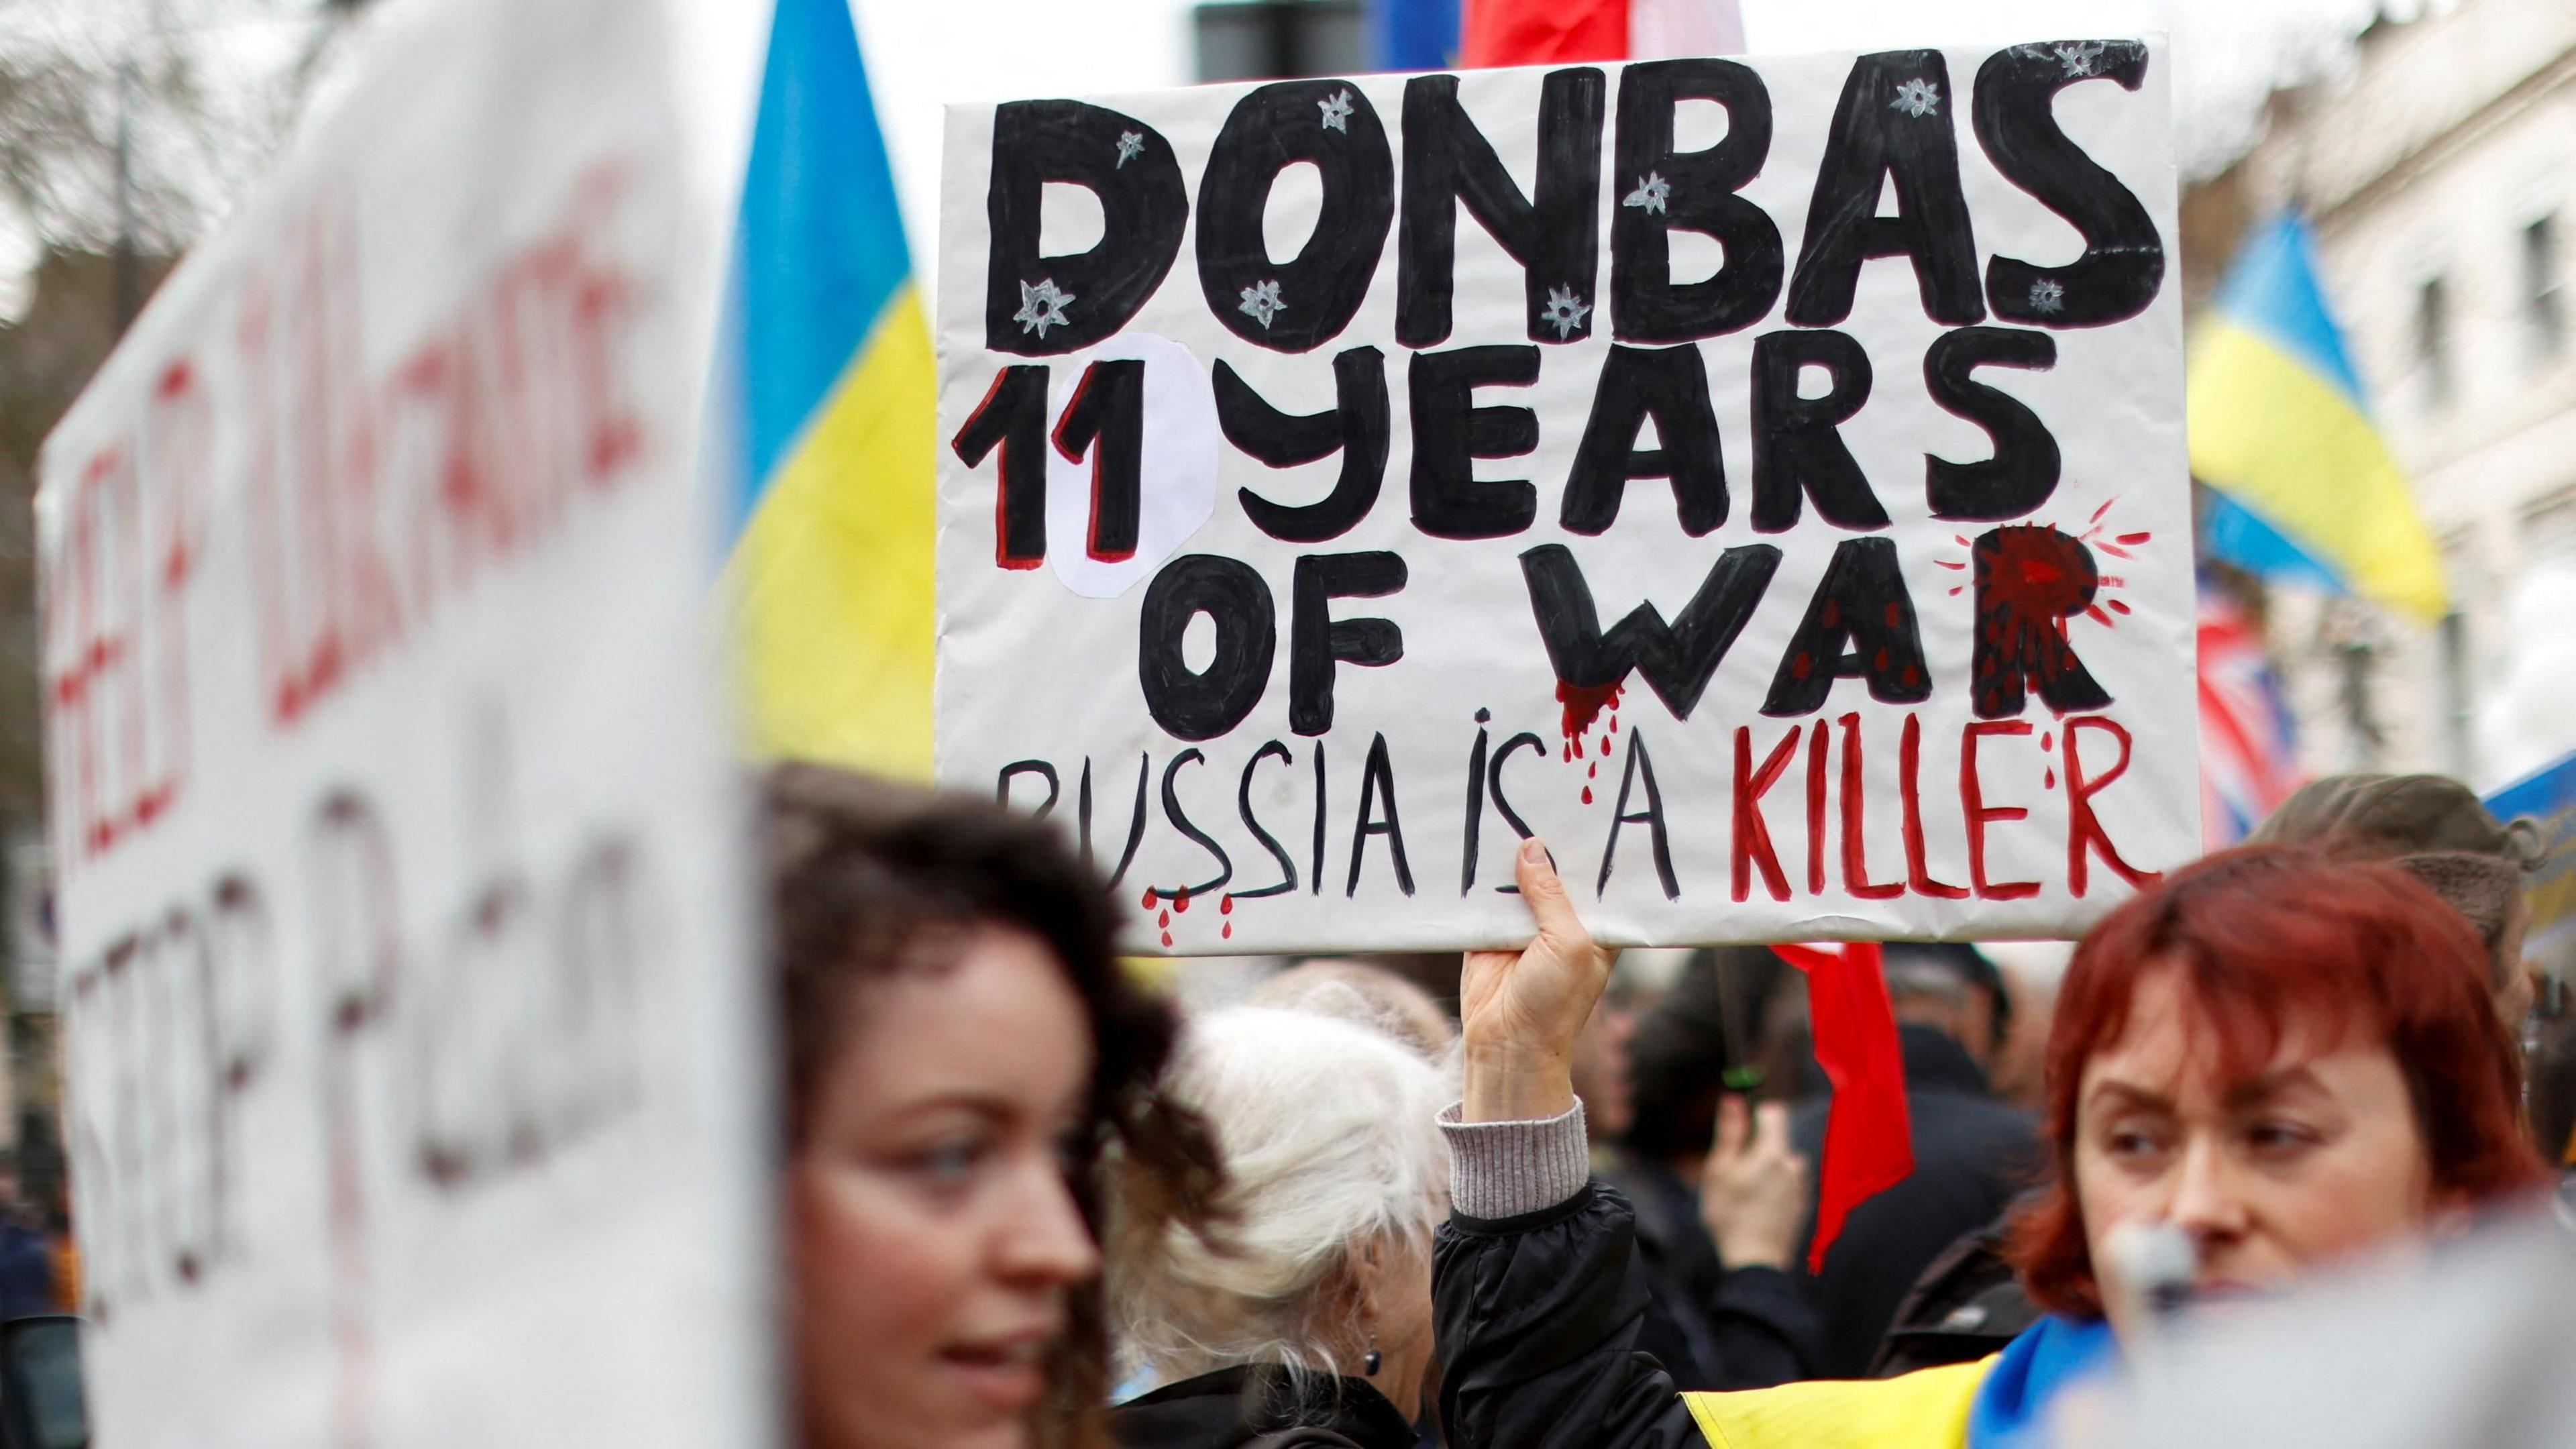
top-left (2251, 772), bottom-right (2540, 1027)
top-left (1106, 1004), bottom-right (1450, 1448)
top-left (1250, 959), bottom-right (1458, 1064)
top-left (769, 765), bottom-right (1223, 1449)
top-left (1598, 947), bottom-right (1820, 1392)
top-left (0, 1166), bottom-right (54, 1321)
top-left (1790, 943), bottom-right (2042, 1378)
top-left (1874, 773), bottom-right (2551, 1375)
top-left (1432, 841), bottom-right (2549, 1449)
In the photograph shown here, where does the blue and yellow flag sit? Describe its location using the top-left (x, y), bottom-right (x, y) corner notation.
top-left (2188, 212), bottom-right (2446, 621)
top-left (720, 0), bottom-right (934, 779)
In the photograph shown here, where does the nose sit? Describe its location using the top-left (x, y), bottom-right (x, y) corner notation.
top-left (991, 1157), bottom-right (1101, 1289)
top-left (2165, 1130), bottom-right (2250, 1250)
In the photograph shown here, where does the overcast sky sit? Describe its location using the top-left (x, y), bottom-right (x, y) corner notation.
top-left (830, 0), bottom-right (2425, 288)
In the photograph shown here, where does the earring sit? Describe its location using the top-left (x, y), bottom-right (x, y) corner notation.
top-left (1363, 1333), bottom-right (1381, 1377)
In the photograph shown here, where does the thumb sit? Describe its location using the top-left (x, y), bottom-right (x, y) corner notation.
top-left (1513, 837), bottom-right (1583, 942)
top-left (1712, 1092), bottom-right (1750, 1163)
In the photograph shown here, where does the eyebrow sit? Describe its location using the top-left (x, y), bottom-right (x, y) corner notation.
top-left (2083, 1079), bottom-right (2172, 1114)
top-left (2082, 1065), bottom-right (2329, 1118)
top-left (2223, 1065), bottom-right (2325, 1110)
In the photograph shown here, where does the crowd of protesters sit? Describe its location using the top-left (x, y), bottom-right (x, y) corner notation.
top-left (770, 761), bottom-right (2569, 1449)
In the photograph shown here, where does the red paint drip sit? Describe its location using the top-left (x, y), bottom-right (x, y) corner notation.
top-left (1141, 888), bottom-right (1159, 909)
top-left (1173, 890), bottom-right (1191, 913)
top-left (1557, 680), bottom-right (1623, 749)
top-left (1582, 786), bottom-right (1594, 805)
top-left (1599, 734), bottom-right (1612, 756)
top-left (1220, 894), bottom-right (1234, 915)
top-left (2084, 604), bottom-right (2112, 627)
top-left (1222, 922), bottom-right (1233, 940)
top-left (2045, 767), bottom-right (2058, 789)
top-left (2116, 531), bottom-right (2151, 545)
top-left (2108, 599), bottom-right (2132, 615)
top-left (2041, 731), bottom-right (2055, 750)
top-left (2090, 497), bottom-right (2116, 525)
top-left (1588, 761), bottom-right (1598, 779)
top-left (1161, 931), bottom-right (1174, 947)
top-left (1158, 909), bottom-right (1171, 928)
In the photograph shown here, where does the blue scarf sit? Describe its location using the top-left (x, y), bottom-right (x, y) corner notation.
top-left (1966, 1316), bottom-right (2118, 1449)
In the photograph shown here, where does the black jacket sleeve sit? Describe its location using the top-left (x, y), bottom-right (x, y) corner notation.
top-left (1703, 1264), bottom-right (1821, 1391)
top-left (1433, 1181), bottom-right (1709, 1449)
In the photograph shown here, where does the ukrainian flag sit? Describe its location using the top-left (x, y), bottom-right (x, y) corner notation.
top-left (720, 0), bottom-right (934, 779)
top-left (2188, 212), bottom-right (2447, 621)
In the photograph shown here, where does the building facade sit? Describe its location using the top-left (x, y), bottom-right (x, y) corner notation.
top-left (2189, 0), bottom-right (2576, 792)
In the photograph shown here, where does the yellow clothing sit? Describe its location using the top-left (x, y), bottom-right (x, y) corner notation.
top-left (1682, 1359), bottom-right (1994, 1449)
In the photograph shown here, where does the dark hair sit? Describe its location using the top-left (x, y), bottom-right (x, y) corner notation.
top-left (764, 764), bottom-right (1222, 1449)
top-left (2009, 846), bottom-right (2550, 1318)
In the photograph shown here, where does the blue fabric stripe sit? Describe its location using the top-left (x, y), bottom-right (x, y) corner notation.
top-left (2211, 213), bottom-right (2369, 412)
top-left (1371, 0), bottom-right (1460, 70)
top-left (2487, 751), bottom-right (2576, 820)
top-left (732, 0), bottom-right (910, 531)
top-left (1968, 1316), bottom-right (2118, 1449)
top-left (2200, 488), bottom-right (2349, 594)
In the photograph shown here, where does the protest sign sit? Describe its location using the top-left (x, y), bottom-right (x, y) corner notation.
top-left (36, 0), bottom-right (765, 1444)
top-left (936, 41), bottom-right (2198, 953)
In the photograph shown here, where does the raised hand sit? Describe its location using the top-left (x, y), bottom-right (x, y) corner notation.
top-left (1459, 839), bottom-right (1617, 1123)
top-left (1699, 1094), bottom-right (1811, 1272)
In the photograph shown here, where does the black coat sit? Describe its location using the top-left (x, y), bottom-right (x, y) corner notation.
top-left (1112, 1364), bottom-right (1420, 1449)
top-left (1594, 1155), bottom-right (1819, 1391)
top-left (1435, 1181), bottom-right (1706, 1449)
top-left (1788, 1025), bottom-right (2043, 1377)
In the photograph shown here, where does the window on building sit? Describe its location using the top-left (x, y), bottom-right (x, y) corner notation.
top-left (2524, 486), bottom-right (2576, 563)
top-left (2416, 274), bottom-right (2454, 407)
top-left (2524, 215), bottom-right (2565, 362)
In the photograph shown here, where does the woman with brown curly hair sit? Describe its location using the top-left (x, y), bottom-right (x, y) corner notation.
top-left (1424, 842), bottom-right (2551, 1449)
top-left (767, 765), bottom-right (1220, 1449)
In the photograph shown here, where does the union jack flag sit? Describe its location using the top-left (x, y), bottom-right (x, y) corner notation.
top-left (2198, 580), bottom-right (2303, 847)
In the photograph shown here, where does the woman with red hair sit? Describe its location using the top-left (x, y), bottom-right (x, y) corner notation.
top-left (1430, 843), bottom-right (2551, 1449)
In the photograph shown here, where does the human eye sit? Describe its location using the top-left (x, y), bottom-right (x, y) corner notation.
top-left (905, 1130), bottom-right (996, 1190)
top-left (2097, 1118), bottom-right (2171, 1165)
top-left (2241, 1118), bottom-right (2324, 1161)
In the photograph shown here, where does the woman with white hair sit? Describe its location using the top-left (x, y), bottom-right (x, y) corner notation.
top-left (1108, 1004), bottom-right (1452, 1449)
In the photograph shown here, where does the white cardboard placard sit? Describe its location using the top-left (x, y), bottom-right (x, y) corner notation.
top-left (36, 0), bottom-right (765, 1444)
top-left (937, 42), bottom-right (2197, 953)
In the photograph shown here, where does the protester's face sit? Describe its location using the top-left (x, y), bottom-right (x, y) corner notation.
top-left (1570, 1000), bottom-right (1637, 1142)
top-left (790, 926), bottom-right (1099, 1449)
top-left (2073, 964), bottom-right (2447, 1340)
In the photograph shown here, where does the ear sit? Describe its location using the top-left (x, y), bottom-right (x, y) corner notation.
top-left (2426, 1187), bottom-right (2479, 1242)
top-left (1341, 1236), bottom-right (1385, 1320)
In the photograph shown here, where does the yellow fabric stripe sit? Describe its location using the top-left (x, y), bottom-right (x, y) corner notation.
top-left (1680, 1360), bottom-right (1991, 1449)
top-left (2186, 317), bottom-right (2447, 621)
top-left (727, 283), bottom-right (935, 780)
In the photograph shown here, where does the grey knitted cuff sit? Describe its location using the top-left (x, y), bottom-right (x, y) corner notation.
top-left (1439, 1099), bottom-right (1591, 1220)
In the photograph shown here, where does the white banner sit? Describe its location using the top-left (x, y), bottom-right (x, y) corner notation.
top-left (936, 41), bottom-right (2198, 953)
top-left (36, 1), bottom-right (765, 1445)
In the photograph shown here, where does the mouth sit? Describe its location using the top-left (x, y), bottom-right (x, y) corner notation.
top-left (2186, 1277), bottom-right (2273, 1309)
top-left (936, 1333), bottom-right (1057, 1415)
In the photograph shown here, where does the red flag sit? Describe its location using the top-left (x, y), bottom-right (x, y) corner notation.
top-left (1462, 0), bottom-right (1624, 66)
top-left (1460, 0), bottom-right (1744, 68)
top-left (1770, 943), bottom-right (1914, 1273)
